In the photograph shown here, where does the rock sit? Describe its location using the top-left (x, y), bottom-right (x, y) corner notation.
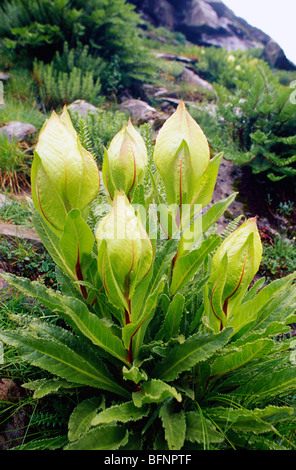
top-left (210, 158), bottom-right (244, 234)
top-left (0, 121), bottom-right (37, 142)
top-left (155, 52), bottom-right (197, 65)
top-left (119, 99), bottom-right (168, 128)
top-left (0, 193), bottom-right (12, 210)
top-left (0, 379), bottom-right (29, 450)
top-left (0, 222), bottom-right (41, 248)
top-left (67, 99), bottom-right (98, 117)
top-left (180, 67), bottom-right (215, 92)
top-left (263, 40), bottom-right (296, 71)
top-left (0, 72), bottom-right (10, 81)
top-left (0, 269), bottom-right (8, 293)
top-left (129, 0), bottom-right (296, 70)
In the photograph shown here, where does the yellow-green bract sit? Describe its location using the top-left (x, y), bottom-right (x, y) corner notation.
top-left (31, 107), bottom-right (100, 234)
top-left (153, 100), bottom-right (210, 207)
top-left (211, 217), bottom-right (263, 310)
top-left (95, 191), bottom-right (153, 307)
top-left (102, 119), bottom-right (148, 200)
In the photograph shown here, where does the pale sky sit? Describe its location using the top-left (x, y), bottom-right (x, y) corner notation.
top-left (223, 0), bottom-right (296, 65)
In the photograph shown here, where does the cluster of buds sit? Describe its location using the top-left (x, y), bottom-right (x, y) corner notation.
top-left (31, 102), bottom-right (263, 348)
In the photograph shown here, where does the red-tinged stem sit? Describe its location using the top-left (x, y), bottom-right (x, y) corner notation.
top-left (124, 296), bottom-right (134, 363)
top-left (75, 247), bottom-right (88, 300)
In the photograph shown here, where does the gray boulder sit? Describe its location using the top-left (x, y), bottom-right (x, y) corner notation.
top-left (119, 99), bottom-right (168, 128)
top-left (67, 100), bottom-right (98, 117)
top-left (181, 67), bottom-right (215, 92)
top-left (0, 121), bottom-right (37, 141)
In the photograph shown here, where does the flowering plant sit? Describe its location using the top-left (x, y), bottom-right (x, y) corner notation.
top-left (1, 103), bottom-right (296, 450)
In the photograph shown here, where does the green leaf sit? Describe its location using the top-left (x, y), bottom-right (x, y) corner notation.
top-left (211, 339), bottom-right (274, 377)
top-left (231, 272), bottom-right (296, 335)
top-left (123, 277), bottom-right (165, 359)
top-left (170, 235), bottom-right (220, 294)
top-left (91, 401), bottom-right (149, 426)
top-left (156, 293), bottom-right (185, 342)
top-left (159, 401), bottom-right (186, 450)
top-left (152, 327), bottom-right (233, 382)
top-left (208, 406), bottom-right (294, 435)
top-left (30, 204), bottom-right (75, 279)
top-left (98, 239), bottom-right (129, 312)
top-left (22, 378), bottom-right (77, 399)
top-left (235, 366), bottom-right (296, 404)
top-left (122, 365), bottom-right (148, 384)
top-left (192, 152), bottom-right (223, 209)
top-left (31, 151), bottom-right (68, 235)
top-left (132, 380), bottom-right (182, 407)
top-left (203, 253), bottom-right (228, 333)
top-left (122, 240), bottom-right (177, 358)
top-left (202, 193), bottom-right (238, 234)
top-left (59, 208), bottom-right (95, 285)
top-left (68, 397), bottom-right (103, 442)
top-left (60, 295), bottom-right (128, 364)
top-left (65, 424), bottom-right (129, 450)
top-left (0, 322), bottom-right (130, 399)
top-left (186, 411), bottom-right (224, 444)
top-left (13, 436), bottom-right (68, 451)
top-left (0, 273), bottom-right (128, 364)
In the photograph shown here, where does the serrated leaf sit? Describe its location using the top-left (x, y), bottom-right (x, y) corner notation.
top-left (22, 378), bottom-right (77, 399)
top-left (60, 296), bottom-right (128, 364)
top-left (0, 323), bottom-right (130, 399)
top-left (235, 366), bottom-right (296, 404)
top-left (156, 293), bottom-right (185, 342)
top-left (68, 397), bottom-right (103, 442)
top-left (159, 401), bottom-right (186, 450)
top-left (208, 406), bottom-right (294, 435)
top-left (211, 338), bottom-right (274, 377)
top-left (186, 411), bottom-right (224, 444)
top-left (65, 424), bottom-right (128, 450)
top-left (132, 379), bottom-right (182, 407)
top-left (122, 365), bottom-right (148, 384)
top-left (91, 401), bottom-right (149, 426)
top-left (152, 327), bottom-right (233, 382)
top-left (13, 436), bottom-right (68, 450)
top-left (0, 272), bottom-right (128, 364)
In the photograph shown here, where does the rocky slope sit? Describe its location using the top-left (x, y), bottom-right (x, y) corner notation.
top-left (130, 0), bottom-right (295, 70)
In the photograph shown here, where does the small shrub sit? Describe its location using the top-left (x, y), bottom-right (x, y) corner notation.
top-left (216, 63), bottom-right (296, 182)
top-left (33, 60), bottom-right (102, 110)
top-left (70, 107), bottom-right (127, 167)
top-left (260, 235), bottom-right (296, 281)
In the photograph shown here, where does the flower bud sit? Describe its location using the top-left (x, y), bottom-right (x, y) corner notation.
top-left (31, 107), bottom-right (100, 234)
top-left (96, 191), bottom-right (153, 306)
top-left (211, 218), bottom-right (263, 310)
top-left (102, 119), bottom-right (148, 200)
top-left (153, 100), bottom-right (210, 207)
